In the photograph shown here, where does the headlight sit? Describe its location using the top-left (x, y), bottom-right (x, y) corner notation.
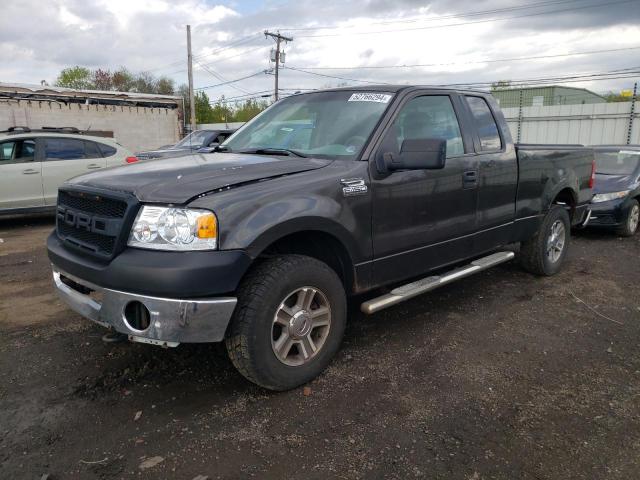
top-left (591, 190), bottom-right (630, 203)
top-left (128, 206), bottom-right (217, 251)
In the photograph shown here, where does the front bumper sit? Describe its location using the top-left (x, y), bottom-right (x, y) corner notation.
top-left (52, 266), bottom-right (237, 346)
top-left (587, 198), bottom-right (628, 227)
top-left (47, 232), bottom-right (252, 298)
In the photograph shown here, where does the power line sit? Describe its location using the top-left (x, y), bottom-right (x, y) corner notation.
top-left (438, 69), bottom-right (640, 88)
top-left (287, 46), bottom-right (640, 71)
top-left (194, 59), bottom-right (251, 94)
top-left (145, 32), bottom-right (263, 74)
top-left (277, 0), bottom-right (589, 31)
top-left (284, 66), bottom-right (393, 85)
top-left (294, 0), bottom-right (640, 37)
top-left (195, 70), bottom-right (271, 90)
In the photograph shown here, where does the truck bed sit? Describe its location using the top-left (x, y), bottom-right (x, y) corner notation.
top-left (514, 143), bottom-right (594, 223)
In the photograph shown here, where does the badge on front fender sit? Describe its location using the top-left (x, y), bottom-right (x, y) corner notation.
top-left (340, 178), bottom-right (368, 197)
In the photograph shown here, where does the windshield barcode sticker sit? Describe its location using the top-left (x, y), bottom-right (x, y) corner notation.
top-left (348, 93), bottom-right (392, 103)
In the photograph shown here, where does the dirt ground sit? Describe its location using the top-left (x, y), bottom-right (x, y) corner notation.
top-left (1, 215), bottom-right (639, 480)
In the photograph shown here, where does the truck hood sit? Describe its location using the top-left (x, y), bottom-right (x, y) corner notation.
top-left (593, 173), bottom-right (635, 194)
top-left (66, 153), bottom-right (333, 204)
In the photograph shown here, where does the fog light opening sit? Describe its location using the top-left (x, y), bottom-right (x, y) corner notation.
top-left (123, 301), bottom-right (151, 332)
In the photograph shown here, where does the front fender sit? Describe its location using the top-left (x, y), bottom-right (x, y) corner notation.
top-left (221, 194), bottom-right (365, 261)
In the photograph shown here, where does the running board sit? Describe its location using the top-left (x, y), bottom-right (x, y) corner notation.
top-left (360, 251), bottom-right (515, 315)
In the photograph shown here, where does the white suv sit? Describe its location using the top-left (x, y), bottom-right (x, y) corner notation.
top-left (0, 128), bottom-right (137, 214)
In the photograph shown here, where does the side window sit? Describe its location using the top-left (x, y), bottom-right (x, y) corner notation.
top-left (465, 96), bottom-right (502, 151)
top-left (0, 141), bottom-right (17, 162)
top-left (84, 141), bottom-right (102, 159)
top-left (98, 143), bottom-right (117, 158)
top-left (0, 139), bottom-right (36, 164)
top-left (388, 96), bottom-right (464, 158)
top-left (44, 138), bottom-right (86, 160)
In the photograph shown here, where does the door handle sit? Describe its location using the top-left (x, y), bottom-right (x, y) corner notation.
top-left (86, 164), bottom-right (102, 169)
top-left (485, 160), bottom-right (497, 168)
top-left (463, 170), bottom-right (478, 188)
top-left (22, 169), bottom-right (39, 175)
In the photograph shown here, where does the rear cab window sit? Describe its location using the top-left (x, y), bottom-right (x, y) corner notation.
top-left (465, 96), bottom-right (502, 151)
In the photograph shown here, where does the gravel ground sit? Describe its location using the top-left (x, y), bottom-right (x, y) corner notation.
top-left (1, 215), bottom-right (639, 480)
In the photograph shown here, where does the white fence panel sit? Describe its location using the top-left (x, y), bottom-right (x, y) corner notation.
top-left (502, 102), bottom-right (638, 145)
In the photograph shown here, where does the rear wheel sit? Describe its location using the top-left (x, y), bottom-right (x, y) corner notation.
top-left (225, 255), bottom-right (346, 391)
top-left (616, 199), bottom-right (639, 237)
top-left (520, 205), bottom-right (571, 276)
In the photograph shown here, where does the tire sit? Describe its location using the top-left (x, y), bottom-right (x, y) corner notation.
top-left (520, 205), bottom-right (571, 276)
top-left (615, 199), bottom-right (639, 237)
top-left (225, 254), bottom-right (347, 391)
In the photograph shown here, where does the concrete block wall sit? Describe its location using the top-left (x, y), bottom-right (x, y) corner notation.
top-left (0, 99), bottom-right (181, 152)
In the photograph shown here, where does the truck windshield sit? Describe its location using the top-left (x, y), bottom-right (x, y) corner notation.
top-left (221, 91), bottom-right (394, 160)
top-left (595, 150), bottom-right (640, 175)
top-left (175, 131), bottom-right (210, 148)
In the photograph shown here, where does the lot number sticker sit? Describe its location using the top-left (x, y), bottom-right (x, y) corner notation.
top-left (348, 93), bottom-right (392, 103)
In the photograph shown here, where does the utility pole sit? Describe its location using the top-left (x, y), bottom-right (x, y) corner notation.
top-left (187, 25), bottom-right (196, 133)
top-left (264, 31), bottom-right (292, 101)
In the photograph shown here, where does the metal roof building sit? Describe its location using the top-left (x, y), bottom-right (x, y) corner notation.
top-left (491, 85), bottom-right (606, 108)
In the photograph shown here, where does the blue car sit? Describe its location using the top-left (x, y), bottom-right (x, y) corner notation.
top-left (588, 145), bottom-right (640, 236)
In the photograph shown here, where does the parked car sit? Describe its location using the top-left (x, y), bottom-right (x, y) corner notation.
top-left (47, 86), bottom-right (594, 390)
top-left (585, 146), bottom-right (640, 236)
top-left (0, 127), bottom-right (137, 215)
top-left (136, 129), bottom-right (236, 160)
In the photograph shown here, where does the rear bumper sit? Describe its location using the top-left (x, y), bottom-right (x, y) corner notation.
top-left (52, 266), bottom-right (237, 345)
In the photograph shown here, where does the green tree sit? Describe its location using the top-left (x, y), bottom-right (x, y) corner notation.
top-left (194, 91), bottom-right (215, 123)
top-left (111, 68), bottom-right (135, 92)
top-left (233, 99), bottom-right (269, 122)
top-left (55, 66), bottom-right (93, 89)
top-left (603, 90), bottom-right (635, 102)
top-left (156, 76), bottom-right (175, 95)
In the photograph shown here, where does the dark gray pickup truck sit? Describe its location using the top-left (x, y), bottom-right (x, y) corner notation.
top-left (47, 86), bottom-right (594, 390)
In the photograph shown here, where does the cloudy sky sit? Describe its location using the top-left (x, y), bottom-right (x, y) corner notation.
top-left (1, 0), bottom-right (639, 101)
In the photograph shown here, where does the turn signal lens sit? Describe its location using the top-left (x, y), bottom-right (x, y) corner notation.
top-left (126, 156), bottom-right (139, 164)
top-left (197, 213), bottom-right (217, 239)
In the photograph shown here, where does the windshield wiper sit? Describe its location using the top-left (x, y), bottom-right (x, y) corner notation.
top-left (239, 147), bottom-right (307, 158)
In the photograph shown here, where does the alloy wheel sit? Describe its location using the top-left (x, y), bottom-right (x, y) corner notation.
top-left (271, 287), bottom-right (332, 366)
top-left (546, 219), bottom-right (566, 263)
top-left (629, 204), bottom-right (639, 233)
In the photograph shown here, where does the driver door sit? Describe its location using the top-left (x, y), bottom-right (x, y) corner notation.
top-left (370, 93), bottom-right (479, 286)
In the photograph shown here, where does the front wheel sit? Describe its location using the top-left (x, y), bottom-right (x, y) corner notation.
top-left (225, 255), bottom-right (346, 391)
top-left (520, 205), bottom-right (571, 276)
top-left (616, 199), bottom-right (639, 237)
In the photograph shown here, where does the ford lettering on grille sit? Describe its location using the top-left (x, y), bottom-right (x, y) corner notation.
top-left (61, 209), bottom-right (106, 233)
top-left (56, 189), bottom-right (132, 259)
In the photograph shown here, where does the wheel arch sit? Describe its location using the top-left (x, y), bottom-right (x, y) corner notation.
top-left (245, 219), bottom-right (361, 294)
top-left (550, 187), bottom-right (578, 221)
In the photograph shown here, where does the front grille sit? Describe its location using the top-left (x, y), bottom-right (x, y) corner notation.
top-left (58, 221), bottom-right (116, 255)
top-left (56, 189), bottom-right (136, 259)
top-left (58, 191), bottom-right (127, 218)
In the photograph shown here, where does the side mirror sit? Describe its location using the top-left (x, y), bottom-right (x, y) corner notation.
top-left (384, 139), bottom-right (447, 171)
top-left (208, 141), bottom-right (220, 147)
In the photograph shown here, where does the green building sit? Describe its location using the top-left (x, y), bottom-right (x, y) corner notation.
top-left (491, 86), bottom-right (606, 108)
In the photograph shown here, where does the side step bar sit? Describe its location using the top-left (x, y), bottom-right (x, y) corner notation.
top-left (360, 251), bottom-right (515, 315)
